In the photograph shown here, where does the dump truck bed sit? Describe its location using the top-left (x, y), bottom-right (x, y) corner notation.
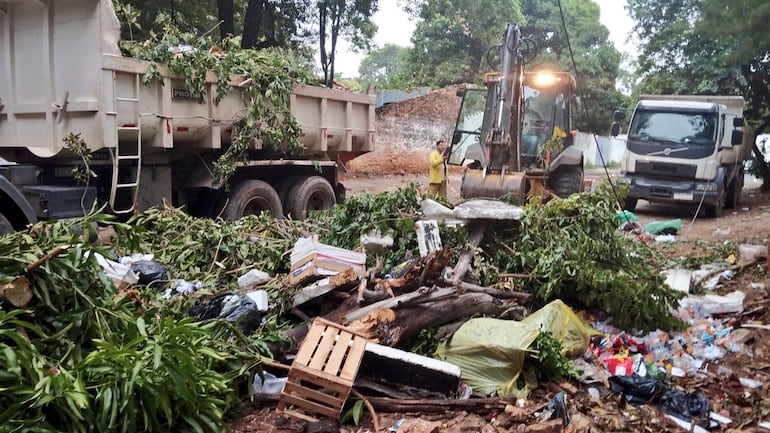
top-left (0, 0), bottom-right (374, 163)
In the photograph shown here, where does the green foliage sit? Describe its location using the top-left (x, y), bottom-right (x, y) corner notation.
top-left (529, 332), bottom-right (578, 382)
top-left (316, 0), bottom-right (378, 86)
top-left (119, 19), bottom-right (313, 183)
top-left (358, 44), bottom-right (412, 88)
top-left (0, 214), bottom-right (270, 432)
top-left (405, 327), bottom-right (440, 357)
top-left (314, 183), bottom-right (422, 271)
top-left (340, 398), bottom-right (365, 426)
top-left (116, 205), bottom-right (306, 282)
top-left (405, 0), bottom-right (525, 86)
top-left (519, 0), bottom-right (625, 133)
top-left (63, 133), bottom-right (96, 186)
top-left (484, 182), bottom-right (684, 332)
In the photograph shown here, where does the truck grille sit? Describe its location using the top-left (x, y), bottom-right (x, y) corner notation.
top-left (635, 161), bottom-right (697, 179)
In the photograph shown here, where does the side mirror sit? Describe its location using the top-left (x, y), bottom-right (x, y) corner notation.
top-left (733, 117), bottom-right (744, 128)
top-left (613, 110), bottom-right (625, 122)
top-left (610, 122), bottom-right (621, 137)
top-left (452, 131), bottom-right (462, 145)
top-left (731, 129), bottom-right (743, 145)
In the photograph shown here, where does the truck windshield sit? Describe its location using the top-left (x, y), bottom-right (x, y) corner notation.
top-left (448, 85), bottom-right (569, 166)
top-left (628, 110), bottom-right (717, 147)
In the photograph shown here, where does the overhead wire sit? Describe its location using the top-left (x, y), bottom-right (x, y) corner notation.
top-left (555, 0), bottom-right (626, 214)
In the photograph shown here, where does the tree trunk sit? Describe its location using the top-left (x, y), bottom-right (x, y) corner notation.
top-left (216, 0), bottom-right (234, 41)
top-left (368, 291), bottom-right (518, 346)
top-left (241, 0), bottom-right (266, 48)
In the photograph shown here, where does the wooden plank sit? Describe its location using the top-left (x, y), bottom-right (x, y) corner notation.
top-left (281, 409), bottom-right (318, 423)
top-left (307, 325), bottom-right (338, 370)
top-left (295, 322), bottom-right (325, 365)
top-left (283, 381), bottom-right (345, 407)
top-left (324, 330), bottom-right (352, 376)
top-left (280, 393), bottom-right (341, 418)
top-left (291, 365), bottom-right (351, 390)
top-left (339, 337), bottom-right (367, 381)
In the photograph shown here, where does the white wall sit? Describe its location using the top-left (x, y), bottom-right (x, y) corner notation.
top-left (573, 131), bottom-right (626, 166)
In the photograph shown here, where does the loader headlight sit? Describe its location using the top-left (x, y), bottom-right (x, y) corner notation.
top-left (695, 182), bottom-right (717, 192)
top-left (533, 73), bottom-right (558, 87)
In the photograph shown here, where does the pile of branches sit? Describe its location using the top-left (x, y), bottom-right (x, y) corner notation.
top-left (0, 183), bottom-right (685, 432)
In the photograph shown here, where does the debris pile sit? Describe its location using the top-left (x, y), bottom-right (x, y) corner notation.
top-left (1, 183), bottom-right (769, 433)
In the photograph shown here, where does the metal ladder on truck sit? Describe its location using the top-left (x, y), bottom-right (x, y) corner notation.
top-left (109, 71), bottom-right (142, 214)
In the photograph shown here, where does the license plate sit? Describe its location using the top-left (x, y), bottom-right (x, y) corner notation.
top-left (673, 192), bottom-right (693, 201)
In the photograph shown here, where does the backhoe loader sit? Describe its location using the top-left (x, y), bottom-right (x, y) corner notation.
top-left (447, 23), bottom-right (584, 203)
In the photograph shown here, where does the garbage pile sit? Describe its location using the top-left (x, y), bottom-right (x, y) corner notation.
top-left (2, 183), bottom-right (769, 433)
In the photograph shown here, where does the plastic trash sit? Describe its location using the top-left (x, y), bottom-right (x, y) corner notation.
top-left (644, 219), bottom-right (682, 235)
top-left (164, 279), bottom-right (204, 300)
top-left (608, 374), bottom-right (668, 405)
top-left (130, 260), bottom-right (169, 287)
top-left (189, 292), bottom-right (264, 333)
top-left (547, 391), bottom-right (570, 426)
top-left (237, 269), bottom-right (271, 290)
top-left (252, 371), bottom-right (287, 395)
top-left (661, 389), bottom-right (711, 428)
top-left (616, 210), bottom-right (638, 224)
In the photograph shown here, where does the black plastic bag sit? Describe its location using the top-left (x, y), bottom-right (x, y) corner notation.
top-left (661, 390), bottom-right (711, 428)
top-left (130, 260), bottom-right (169, 287)
top-left (189, 293), bottom-right (264, 334)
top-left (547, 391), bottom-right (570, 426)
top-left (608, 374), bottom-right (668, 405)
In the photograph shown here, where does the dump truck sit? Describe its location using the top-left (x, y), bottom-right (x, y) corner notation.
top-left (611, 95), bottom-right (753, 217)
top-left (447, 23), bottom-right (584, 203)
top-left (0, 0), bottom-right (375, 234)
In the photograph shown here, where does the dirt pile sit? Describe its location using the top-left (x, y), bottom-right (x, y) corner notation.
top-left (347, 85), bottom-right (464, 175)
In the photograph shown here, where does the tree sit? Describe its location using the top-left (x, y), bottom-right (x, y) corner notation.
top-left (315, 0), bottom-right (378, 87)
top-left (519, 0), bottom-right (625, 133)
top-left (358, 44), bottom-right (410, 88)
top-left (118, 0), bottom-right (310, 51)
top-left (627, 0), bottom-right (770, 187)
top-left (404, 0), bottom-right (525, 87)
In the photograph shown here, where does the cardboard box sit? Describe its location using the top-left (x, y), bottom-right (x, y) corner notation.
top-left (289, 252), bottom-right (366, 286)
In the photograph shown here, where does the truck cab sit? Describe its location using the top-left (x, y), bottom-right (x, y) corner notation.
top-left (611, 95), bottom-right (751, 217)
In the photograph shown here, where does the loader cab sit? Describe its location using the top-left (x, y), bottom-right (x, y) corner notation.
top-left (448, 71), bottom-right (575, 169)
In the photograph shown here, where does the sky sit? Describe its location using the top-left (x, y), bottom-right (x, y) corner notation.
top-left (333, 0), bottom-right (636, 77)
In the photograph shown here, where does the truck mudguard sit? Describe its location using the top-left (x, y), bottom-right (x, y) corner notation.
top-left (548, 146), bottom-right (584, 172)
top-left (0, 176), bottom-right (36, 228)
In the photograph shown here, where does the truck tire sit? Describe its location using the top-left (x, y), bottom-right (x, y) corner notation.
top-left (725, 173), bottom-right (743, 209)
top-left (705, 186), bottom-right (726, 218)
top-left (623, 198), bottom-right (638, 212)
top-left (0, 213), bottom-right (13, 236)
top-left (284, 176), bottom-right (336, 219)
top-left (548, 166), bottom-right (583, 198)
top-left (223, 180), bottom-right (283, 220)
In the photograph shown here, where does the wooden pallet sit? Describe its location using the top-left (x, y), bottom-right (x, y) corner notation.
top-left (278, 318), bottom-right (368, 422)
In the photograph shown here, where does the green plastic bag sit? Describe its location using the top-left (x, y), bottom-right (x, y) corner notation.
top-left (644, 219), bottom-right (683, 235)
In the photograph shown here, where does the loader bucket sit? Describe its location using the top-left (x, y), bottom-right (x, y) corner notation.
top-left (460, 169), bottom-right (526, 204)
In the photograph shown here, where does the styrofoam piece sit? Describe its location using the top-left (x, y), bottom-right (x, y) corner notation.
top-left (415, 220), bottom-right (442, 258)
top-left (246, 290), bottom-right (269, 312)
top-left (664, 269), bottom-right (692, 293)
top-left (365, 342), bottom-right (461, 377)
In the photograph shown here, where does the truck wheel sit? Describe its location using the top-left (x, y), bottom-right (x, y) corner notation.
top-left (275, 176), bottom-right (300, 204)
top-left (705, 187), bottom-right (726, 218)
top-left (548, 166), bottom-right (583, 198)
top-left (623, 198), bottom-right (638, 212)
top-left (725, 173), bottom-right (743, 209)
top-left (223, 180), bottom-right (283, 220)
top-left (0, 213), bottom-right (13, 236)
top-left (285, 176), bottom-right (336, 219)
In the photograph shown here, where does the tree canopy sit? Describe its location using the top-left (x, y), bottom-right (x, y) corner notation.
top-left (627, 0), bottom-right (770, 183)
top-left (404, 0), bottom-right (525, 87)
